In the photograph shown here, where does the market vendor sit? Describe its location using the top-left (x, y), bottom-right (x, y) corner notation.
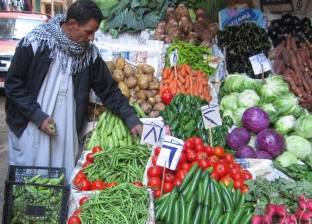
top-left (5, 0), bottom-right (143, 181)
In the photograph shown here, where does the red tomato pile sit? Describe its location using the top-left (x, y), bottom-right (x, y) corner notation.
top-left (148, 137), bottom-right (253, 198)
top-left (73, 146), bottom-right (119, 191)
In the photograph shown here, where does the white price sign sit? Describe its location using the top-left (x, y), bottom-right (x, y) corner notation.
top-left (156, 135), bottom-right (184, 170)
top-left (201, 104), bottom-right (222, 129)
top-left (249, 53), bottom-right (271, 75)
top-left (169, 49), bottom-right (179, 67)
top-left (140, 119), bottom-right (164, 146)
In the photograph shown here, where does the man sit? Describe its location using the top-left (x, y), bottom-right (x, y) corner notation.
top-left (5, 0), bottom-right (143, 180)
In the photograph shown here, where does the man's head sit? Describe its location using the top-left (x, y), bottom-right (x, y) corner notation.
top-left (63, 0), bottom-right (103, 46)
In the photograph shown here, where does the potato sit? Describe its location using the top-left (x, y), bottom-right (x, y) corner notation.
top-left (155, 95), bottom-right (161, 103)
top-left (125, 77), bottom-right (137, 88)
top-left (118, 81), bottom-right (130, 98)
top-left (105, 61), bottom-right (115, 73)
top-left (147, 97), bottom-right (156, 106)
top-left (151, 90), bottom-right (158, 96)
top-left (129, 96), bottom-right (137, 104)
top-left (154, 103), bottom-right (165, 111)
top-left (149, 111), bottom-right (160, 118)
top-left (123, 63), bottom-right (135, 77)
top-left (141, 102), bottom-right (152, 114)
top-left (138, 74), bottom-right (150, 89)
top-left (135, 68), bottom-right (143, 79)
top-left (149, 81), bottom-right (160, 90)
top-left (147, 74), bottom-right (154, 82)
top-left (145, 90), bottom-right (155, 98)
top-left (138, 64), bottom-right (155, 74)
top-left (112, 69), bottom-right (125, 82)
top-left (135, 86), bottom-right (140, 92)
top-left (137, 90), bottom-right (147, 100)
top-left (129, 89), bottom-right (136, 97)
top-left (115, 57), bottom-right (125, 70)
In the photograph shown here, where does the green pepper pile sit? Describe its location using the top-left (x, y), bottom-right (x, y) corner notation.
top-left (160, 94), bottom-right (207, 141)
top-left (155, 165), bottom-right (253, 224)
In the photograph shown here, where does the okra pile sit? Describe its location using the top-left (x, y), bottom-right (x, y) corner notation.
top-left (155, 165), bottom-right (253, 224)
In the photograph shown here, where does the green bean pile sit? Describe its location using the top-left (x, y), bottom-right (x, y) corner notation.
top-left (84, 144), bottom-right (150, 183)
top-left (80, 183), bottom-right (149, 224)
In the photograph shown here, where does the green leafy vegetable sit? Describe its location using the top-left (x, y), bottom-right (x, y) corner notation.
top-left (276, 151), bottom-right (298, 167)
top-left (274, 115), bottom-right (296, 135)
top-left (259, 75), bottom-right (289, 103)
top-left (295, 113), bottom-right (312, 139)
top-left (285, 135), bottom-right (312, 159)
top-left (237, 89), bottom-right (260, 108)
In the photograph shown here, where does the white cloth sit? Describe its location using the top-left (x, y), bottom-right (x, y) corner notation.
top-left (8, 46), bottom-right (78, 181)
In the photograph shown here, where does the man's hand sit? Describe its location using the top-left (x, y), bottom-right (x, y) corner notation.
top-left (40, 117), bottom-right (57, 136)
top-left (131, 124), bottom-right (143, 138)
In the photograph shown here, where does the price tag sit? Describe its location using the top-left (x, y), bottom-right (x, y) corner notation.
top-left (156, 135), bottom-right (184, 170)
top-left (169, 49), bottom-right (179, 67)
top-left (140, 119), bottom-right (164, 146)
top-left (201, 104), bottom-right (222, 129)
top-left (249, 53), bottom-right (271, 75)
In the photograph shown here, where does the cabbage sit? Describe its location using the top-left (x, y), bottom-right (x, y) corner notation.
top-left (255, 150), bottom-right (273, 159)
top-left (255, 128), bottom-right (285, 158)
top-left (226, 127), bottom-right (251, 150)
top-left (260, 103), bottom-right (279, 123)
top-left (223, 110), bottom-right (234, 121)
top-left (220, 93), bottom-right (239, 111)
top-left (233, 107), bottom-right (247, 126)
top-left (274, 115), bottom-right (296, 135)
top-left (222, 74), bottom-right (260, 94)
top-left (242, 107), bottom-right (270, 133)
top-left (236, 145), bottom-right (256, 158)
top-left (276, 151), bottom-right (298, 167)
top-left (237, 90), bottom-right (260, 108)
top-left (286, 135), bottom-right (312, 159)
top-left (273, 93), bottom-right (299, 116)
top-left (295, 113), bottom-right (312, 139)
top-left (259, 75), bottom-right (289, 102)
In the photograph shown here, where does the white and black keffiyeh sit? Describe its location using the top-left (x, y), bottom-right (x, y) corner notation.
top-left (21, 14), bottom-right (99, 73)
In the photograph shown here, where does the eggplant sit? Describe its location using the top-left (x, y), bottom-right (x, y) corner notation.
top-left (301, 17), bottom-right (311, 27)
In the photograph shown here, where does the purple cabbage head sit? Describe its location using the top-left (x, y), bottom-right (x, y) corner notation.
top-left (255, 128), bottom-right (285, 158)
top-left (226, 127), bottom-right (251, 150)
top-left (242, 107), bottom-right (270, 133)
top-left (255, 150), bottom-right (273, 159)
top-left (236, 145), bottom-right (256, 158)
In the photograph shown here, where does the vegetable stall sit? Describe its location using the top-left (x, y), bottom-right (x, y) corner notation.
top-left (25, 1), bottom-right (312, 224)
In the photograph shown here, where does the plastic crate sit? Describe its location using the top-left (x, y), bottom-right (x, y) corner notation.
top-left (2, 165), bottom-right (69, 224)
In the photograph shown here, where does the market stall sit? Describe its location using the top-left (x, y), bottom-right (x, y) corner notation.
top-left (3, 1), bottom-right (312, 224)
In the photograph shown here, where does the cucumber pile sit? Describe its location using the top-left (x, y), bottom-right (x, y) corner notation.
top-left (155, 165), bottom-right (253, 224)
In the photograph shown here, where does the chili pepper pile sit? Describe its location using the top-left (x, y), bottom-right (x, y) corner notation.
top-left (155, 164), bottom-right (253, 224)
top-left (73, 145), bottom-right (150, 191)
top-left (69, 183), bottom-right (149, 224)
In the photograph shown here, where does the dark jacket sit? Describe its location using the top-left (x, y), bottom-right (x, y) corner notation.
top-left (5, 41), bottom-right (141, 137)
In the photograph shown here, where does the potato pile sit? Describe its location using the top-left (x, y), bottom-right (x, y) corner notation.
top-left (154, 4), bottom-right (219, 46)
top-left (106, 57), bottom-right (165, 118)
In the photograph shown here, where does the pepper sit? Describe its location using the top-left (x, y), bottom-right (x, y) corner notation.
top-left (161, 88), bottom-right (174, 105)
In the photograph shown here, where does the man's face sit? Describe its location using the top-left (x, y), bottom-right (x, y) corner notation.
top-left (66, 18), bottom-right (99, 46)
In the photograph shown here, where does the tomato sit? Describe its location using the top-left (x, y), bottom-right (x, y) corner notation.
top-left (185, 149), bottom-right (196, 162)
top-left (91, 146), bottom-right (103, 154)
top-left (154, 147), bottom-right (161, 156)
top-left (180, 162), bottom-right (192, 172)
top-left (86, 153), bottom-right (94, 163)
top-left (68, 216), bottom-right (81, 224)
top-left (75, 171), bottom-right (87, 180)
top-left (152, 155), bottom-right (158, 165)
top-left (73, 172), bottom-right (87, 188)
top-left (214, 146), bottom-right (225, 158)
top-left (242, 170), bottom-right (253, 180)
top-left (231, 172), bottom-right (243, 181)
top-left (173, 178), bottom-right (182, 186)
top-left (233, 179), bottom-right (244, 190)
top-left (240, 184), bottom-right (249, 193)
top-left (208, 155), bottom-right (219, 165)
top-left (228, 163), bottom-right (236, 169)
top-left (176, 170), bottom-right (186, 180)
top-left (147, 166), bottom-right (163, 178)
top-left (91, 180), bottom-right (106, 190)
top-left (214, 162), bottom-right (229, 177)
top-left (179, 153), bottom-right (186, 164)
top-left (184, 140), bottom-right (194, 150)
top-left (153, 189), bottom-right (162, 198)
top-left (133, 181), bottom-right (144, 187)
top-left (163, 182), bottom-right (174, 193)
top-left (72, 209), bottom-right (81, 216)
top-left (223, 153), bottom-right (234, 163)
top-left (230, 167), bottom-right (241, 177)
top-left (76, 179), bottom-right (91, 191)
top-left (204, 145), bottom-right (214, 156)
top-left (164, 173), bottom-right (175, 183)
top-left (195, 152), bottom-right (208, 161)
top-left (220, 176), bottom-right (233, 186)
top-left (82, 161), bottom-right (92, 169)
top-left (148, 177), bottom-right (162, 190)
top-left (193, 137), bottom-right (203, 146)
top-left (79, 196), bottom-right (89, 206)
top-left (210, 171), bottom-right (220, 180)
top-left (198, 159), bottom-right (211, 170)
top-left (194, 144), bottom-right (205, 152)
